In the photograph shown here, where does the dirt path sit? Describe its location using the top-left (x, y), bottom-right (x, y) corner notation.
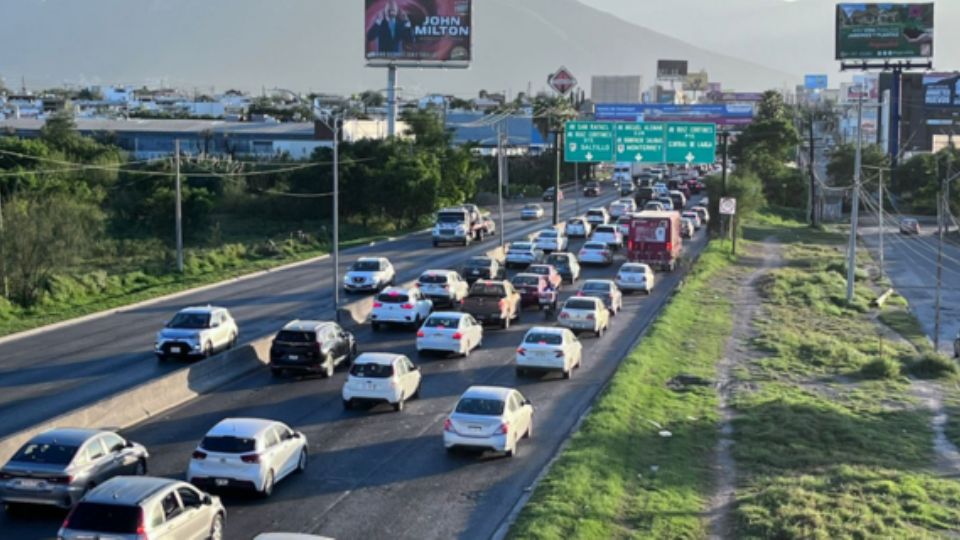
top-left (707, 238), bottom-right (783, 540)
top-left (910, 380), bottom-right (960, 477)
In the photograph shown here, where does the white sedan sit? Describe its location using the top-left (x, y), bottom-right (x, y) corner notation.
top-left (578, 279), bottom-right (623, 315)
top-left (417, 312), bottom-right (483, 357)
top-left (578, 241), bottom-right (614, 266)
top-left (187, 418), bottom-right (307, 497)
top-left (566, 217), bottom-right (592, 238)
top-left (417, 269), bottom-right (469, 308)
top-left (343, 257), bottom-right (395, 293)
top-left (505, 242), bottom-right (544, 268)
top-left (534, 228), bottom-right (568, 253)
top-left (342, 353), bottom-right (422, 412)
top-left (520, 204), bottom-right (545, 220)
top-left (443, 386), bottom-right (534, 457)
top-left (591, 225), bottom-right (623, 250)
top-left (681, 211), bottom-right (703, 229)
top-left (558, 296), bottom-right (610, 337)
top-left (370, 287), bottom-right (433, 330)
top-left (515, 327), bottom-right (583, 379)
top-left (616, 262), bottom-right (655, 294)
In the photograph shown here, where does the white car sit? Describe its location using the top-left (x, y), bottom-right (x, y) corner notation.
top-left (558, 296), bottom-right (610, 337)
top-left (681, 211), bottom-right (703, 229)
top-left (578, 241), bottom-right (614, 266)
top-left (342, 353), bottom-right (422, 412)
top-left (443, 386), bottom-right (534, 457)
top-left (644, 201), bottom-right (666, 212)
top-left (585, 208), bottom-right (610, 226)
top-left (681, 218), bottom-right (695, 239)
top-left (187, 418), bottom-right (307, 497)
top-left (520, 204), bottom-right (545, 220)
top-left (608, 199), bottom-right (636, 219)
top-left (578, 279), bottom-right (623, 315)
top-left (417, 312), bottom-right (483, 357)
top-left (505, 241), bottom-right (544, 268)
top-left (343, 257), bottom-right (395, 293)
top-left (534, 228), bottom-right (568, 253)
top-left (566, 217), bottom-right (592, 238)
top-left (155, 306), bottom-right (238, 361)
top-left (616, 262), bottom-right (655, 294)
top-left (515, 327), bottom-right (583, 378)
top-left (370, 287), bottom-right (433, 330)
top-left (669, 190), bottom-right (688, 209)
top-left (417, 269), bottom-right (469, 308)
top-left (591, 224), bottom-right (624, 250)
top-left (691, 205), bottom-right (710, 225)
top-left (616, 215), bottom-right (633, 237)
top-left (658, 197), bottom-right (675, 211)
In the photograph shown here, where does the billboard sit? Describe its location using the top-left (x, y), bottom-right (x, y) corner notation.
top-left (685, 71), bottom-right (709, 91)
top-left (595, 104), bottom-right (754, 127)
top-left (845, 73), bottom-right (879, 101)
top-left (805, 74), bottom-right (828, 90)
top-left (923, 73), bottom-right (960, 108)
top-left (657, 60), bottom-right (688, 79)
top-left (365, 0), bottom-right (472, 66)
top-left (835, 3), bottom-right (934, 60)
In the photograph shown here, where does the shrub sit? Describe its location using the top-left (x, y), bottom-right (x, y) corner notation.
top-left (860, 357), bottom-right (902, 379)
top-left (907, 352), bottom-right (957, 379)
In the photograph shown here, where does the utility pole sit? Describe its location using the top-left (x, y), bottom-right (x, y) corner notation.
top-left (720, 131), bottom-right (729, 196)
top-left (553, 129), bottom-right (562, 226)
top-left (175, 139), bottom-right (184, 273)
top-left (497, 124), bottom-right (506, 251)
top-left (809, 112), bottom-right (818, 227)
top-left (333, 116), bottom-right (341, 322)
top-left (846, 95), bottom-right (863, 304)
top-left (574, 162), bottom-right (580, 216)
top-left (934, 152), bottom-right (951, 351)
top-left (878, 168), bottom-right (885, 280)
top-left (0, 191), bottom-right (7, 299)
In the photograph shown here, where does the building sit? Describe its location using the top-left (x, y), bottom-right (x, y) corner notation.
top-left (590, 76), bottom-right (642, 103)
top-left (446, 112), bottom-right (546, 154)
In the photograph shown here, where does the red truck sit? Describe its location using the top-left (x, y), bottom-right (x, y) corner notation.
top-left (626, 211), bottom-right (682, 272)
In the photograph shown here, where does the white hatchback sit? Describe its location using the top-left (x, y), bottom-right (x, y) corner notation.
top-left (515, 327), bottom-right (583, 378)
top-left (443, 386), bottom-right (534, 457)
top-left (187, 418), bottom-right (307, 498)
top-left (370, 287), bottom-right (433, 330)
top-left (566, 217), bottom-right (592, 238)
top-left (342, 353), bottom-right (422, 412)
top-left (417, 270), bottom-right (469, 308)
top-left (578, 241), bottom-right (614, 266)
top-left (417, 312), bottom-right (483, 357)
top-left (616, 262), bottom-right (655, 294)
top-left (558, 296), bottom-right (610, 337)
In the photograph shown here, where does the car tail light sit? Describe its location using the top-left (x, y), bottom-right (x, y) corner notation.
top-left (452, 332), bottom-right (463, 340)
top-left (417, 330), bottom-right (425, 338)
top-left (192, 450), bottom-right (207, 460)
top-left (240, 453), bottom-right (260, 464)
top-left (48, 475), bottom-right (73, 485)
top-left (602, 250), bottom-right (610, 256)
top-left (389, 377), bottom-right (399, 388)
top-left (665, 242), bottom-right (672, 252)
top-left (373, 301), bottom-right (383, 308)
top-left (559, 312), bottom-right (569, 319)
top-left (401, 303), bottom-right (414, 310)
top-left (586, 313), bottom-right (595, 320)
top-left (443, 418), bottom-right (454, 432)
top-left (136, 508), bottom-right (148, 539)
top-left (516, 347), bottom-right (526, 356)
top-left (499, 422), bottom-right (510, 435)
top-left (616, 274), bottom-right (623, 280)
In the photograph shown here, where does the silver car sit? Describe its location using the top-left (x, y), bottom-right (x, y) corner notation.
top-left (1, 428), bottom-right (149, 510)
top-left (59, 476), bottom-right (225, 540)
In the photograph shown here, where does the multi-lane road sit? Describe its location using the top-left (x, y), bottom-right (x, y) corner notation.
top-left (1, 191), bottom-right (710, 539)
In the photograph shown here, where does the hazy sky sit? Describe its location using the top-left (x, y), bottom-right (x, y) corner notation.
top-left (581, 0), bottom-right (959, 83)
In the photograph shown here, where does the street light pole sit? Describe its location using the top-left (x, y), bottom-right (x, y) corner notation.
top-left (497, 124), bottom-right (506, 251)
top-left (553, 129), bottom-right (562, 226)
top-left (846, 95), bottom-right (863, 304)
top-left (333, 116), bottom-right (341, 322)
top-left (175, 139), bottom-right (184, 273)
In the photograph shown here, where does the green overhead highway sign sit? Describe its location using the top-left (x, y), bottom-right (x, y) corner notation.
top-left (614, 122), bottom-right (665, 163)
top-left (564, 120), bottom-right (716, 165)
top-left (564, 122), bottom-right (615, 163)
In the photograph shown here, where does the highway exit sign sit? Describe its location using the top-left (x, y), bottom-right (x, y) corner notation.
top-left (665, 122), bottom-right (717, 165)
top-left (564, 122), bottom-right (615, 163)
top-left (614, 122), bottom-right (665, 163)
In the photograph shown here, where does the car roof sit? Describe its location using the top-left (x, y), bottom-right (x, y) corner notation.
top-left (378, 286), bottom-right (414, 296)
top-left (583, 279), bottom-right (615, 286)
top-left (421, 269), bottom-right (455, 277)
top-left (526, 326), bottom-right (565, 335)
top-left (620, 262), bottom-right (650, 270)
top-left (461, 385), bottom-right (515, 401)
top-left (427, 311), bottom-right (467, 319)
top-left (353, 352), bottom-right (403, 366)
top-left (281, 320), bottom-right (332, 332)
top-left (207, 418), bottom-right (277, 439)
top-left (355, 257), bottom-right (386, 263)
top-left (82, 476), bottom-right (180, 505)
top-left (179, 305), bottom-right (220, 314)
top-left (30, 428), bottom-right (105, 446)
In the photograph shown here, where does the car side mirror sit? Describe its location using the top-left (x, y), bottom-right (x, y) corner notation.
top-left (125, 440), bottom-right (135, 448)
top-left (203, 494), bottom-right (213, 505)
top-left (211, 321), bottom-right (220, 328)
top-left (523, 399), bottom-right (533, 406)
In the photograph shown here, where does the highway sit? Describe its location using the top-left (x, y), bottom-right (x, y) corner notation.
top-left (0, 189), bottom-right (620, 441)
top-left (1, 196), bottom-right (710, 539)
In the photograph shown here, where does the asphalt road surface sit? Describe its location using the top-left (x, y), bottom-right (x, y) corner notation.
top-left (0, 189), bottom-right (622, 440)
top-left (1, 197), bottom-right (710, 540)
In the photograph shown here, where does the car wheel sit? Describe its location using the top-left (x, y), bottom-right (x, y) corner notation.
top-left (227, 333), bottom-right (237, 349)
top-left (259, 470), bottom-right (274, 498)
top-left (506, 439), bottom-right (518, 458)
top-left (296, 449), bottom-right (308, 473)
top-left (204, 341), bottom-right (214, 358)
top-left (372, 322), bottom-right (381, 331)
top-left (209, 513), bottom-right (225, 540)
top-left (563, 367), bottom-right (572, 379)
top-left (413, 381), bottom-right (422, 399)
top-left (516, 367), bottom-right (526, 377)
top-left (433, 240), bottom-right (439, 247)
top-left (342, 399), bottom-right (353, 410)
top-left (394, 395), bottom-right (405, 412)
top-left (156, 354), bottom-right (167, 362)
top-left (134, 459), bottom-right (147, 476)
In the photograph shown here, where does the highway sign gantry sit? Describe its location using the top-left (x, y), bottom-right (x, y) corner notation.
top-left (665, 122), bottom-right (717, 165)
top-left (564, 121), bottom-right (615, 163)
top-left (614, 122), bottom-right (665, 164)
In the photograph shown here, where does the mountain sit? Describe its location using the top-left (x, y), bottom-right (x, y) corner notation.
top-left (0, 0), bottom-right (796, 97)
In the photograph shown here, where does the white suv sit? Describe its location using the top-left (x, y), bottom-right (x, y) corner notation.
top-left (343, 257), bottom-right (396, 293)
top-left (417, 269), bottom-right (469, 308)
top-left (155, 306), bottom-right (238, 361)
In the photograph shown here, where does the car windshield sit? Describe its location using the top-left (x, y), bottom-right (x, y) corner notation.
top-left (539, 231), bottom-right (557, 238)
top-left (168, 312), bottom-right (210, 329)
top-left (510, 243), bottom-right (532, 251)
top-left (437, 213), bottom-right (465, 223)
top-left (583, 282), bottom-right (611, 292)
top-left (12, 442), bottom-right (78, 465)
top-left (377, 291), bottom-right (410, 304)
top-left (275, 330), bottom-right (315, 343)
top-left (546, 256), bottom-right (569, 267)
top-left (66, 503), bottom-right (142, 534)
top-left (512, 275), bottom-right (540, 286)
top-left (419, 274), bottom-right (448, 284)
top-left (350, 362), bottom-right (394, 378)
top-left (584, 243), bottom-right (607, 250)
top-left (424, 316), bottom-right (461, 328)
top-left (352, 261), bottom-right (381, 271)
top-left (455, 397), bottom-right (505, 416)
top-left (596, 227), bottom-right (616, 234)
top-left (525, 332), bottom-right (563, 345)
top-left (565, 299), bottom-right (598, 310)
top-left (201, 436), bottom-right (257, 453)
top-left (621, 265), bottom-right (646, 273)
top-left (523, 205), bottom-right (539, 211)
top-left (567, 219), bottom-right (583, 226)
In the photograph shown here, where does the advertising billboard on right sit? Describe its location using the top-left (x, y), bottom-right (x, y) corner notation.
top-left (835, 3), bottom-right (934, 60)
top-left (923, 73), bottom-right (960, 108)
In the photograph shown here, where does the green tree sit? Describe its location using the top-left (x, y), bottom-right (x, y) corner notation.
top-left (401, 109), bottom-right (451, 147)
top-left (827, 144), bottom-right (889, 188)
top-left (728, 91), bottom-right (801, 206)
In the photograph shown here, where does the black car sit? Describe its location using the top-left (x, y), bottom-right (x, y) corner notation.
top-left (461, 256), bottom-right (506, 284)
top-left (583, 182), bottom-right (601, 197)
top-left (542, 187), bottom-right (563, 202)
top-left (545, 252), bottom-right (581, 283)
top-left (270, 320), bottom-right (356, 377)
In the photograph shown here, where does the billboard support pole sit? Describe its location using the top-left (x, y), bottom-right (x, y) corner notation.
top-left (889, 67), bottom-right (902, 166)
top-left (387, 64), bottom-right (398, 137)
top-left (553, 129), bottom-right (562, 226)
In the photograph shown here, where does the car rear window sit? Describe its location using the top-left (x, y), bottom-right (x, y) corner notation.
top-left (66, 502), bottom-right (141, 533)
top-left (595, 226), bottom-right (616, 234)
top-left (583, 243), bottom-right (607, 250)
top-left (419, 274), bottom-right (448, 284)
top-left (424, 317), bottom-right (461, 328)
top-left (525, 332), bottom-right (563, 345)
top-left (201, 436), bottom-right (257, 453)
top-left (350, 362), bottom-right (394, 378)
top-left (539, 231), bottom-right (558, 238)
top-left (621, 265), bottom-right (647, 273)
top-left (510, 243), bottom-right (532, 251)
top-left (455, 398), bottom-right (505, 416)
top-left (512, 275), bottom-right (540, 286)
top-left (464, 258), bottom-right (490, 269)
top-left (583, 282), bottom-right (611, 292)
top-left (587, 210), bottom-right (604, 216)
top-left (12, 442), bottom-right (78, 465)
top-left (275, 330), bottom-right (315, 343)
top-left (528, 266), bottom-right (550, 275)
top-left (565, 299), bottom-right (597, 310)
top-left (546, 256), bottom-right (570, 267)
top-left (470, 283), bottom-right (506, 297)
top-left (377, 292), bottom-right (410, 304)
